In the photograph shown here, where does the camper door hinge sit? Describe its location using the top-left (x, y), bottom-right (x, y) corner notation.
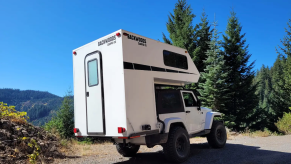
top-left (86, 92), bottom-right (89, 97)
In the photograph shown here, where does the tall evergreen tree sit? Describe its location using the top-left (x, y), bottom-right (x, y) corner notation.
top-left (163, 0), bottom-right (196, 58)
top-left (277, 18), bottom-right (291, 58)
top-left (255, 66), bottom-right (273, 111)
top-left (271, 18), bottom-right (291, 117)
top-left (163, 2), bottom-right (213, 91)
top-left (198, 21), bottom-right (229, 112)
top-left (222, 11), bottom-right (258, 130)
top-left (270, 56), bottom-right (288, 116)
top-left (281, 19), bottom-right (291, 94)
top-left (251, 66), bottom-right (276, 130)
top-left (193, 10), bottom-right (213, 73)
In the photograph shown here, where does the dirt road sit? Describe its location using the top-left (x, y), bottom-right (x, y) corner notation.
top-left (54, 135), bottom-right (291, 164)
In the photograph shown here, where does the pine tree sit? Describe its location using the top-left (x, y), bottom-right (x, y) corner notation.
top-left (281, 19), bottom-right (291, 95)
top-left (271, 18), bottom-right (291, 117)
top-left (163, 2), bottom-right (213, 91)
top-left (251, 66), bottom-right (275, 130)
top-left (193, 10), bottom-right (213, 73)
top-left (222, 11), bottom-right (258, 130)
top-left (269, 56), bottom-right (288, 116)
top-left (162, 0), bottom-right (196, 58)
top-left (198, 21), bottom-right (229, 112)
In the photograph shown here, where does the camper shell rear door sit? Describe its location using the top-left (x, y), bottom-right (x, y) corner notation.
top-left (84, 51), bottom-right (105, 134)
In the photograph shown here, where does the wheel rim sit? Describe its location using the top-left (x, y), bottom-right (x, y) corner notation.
top-left (175, 135), bottom-right (187, 157)
top-left (216, 129), bottom-right (224, 142)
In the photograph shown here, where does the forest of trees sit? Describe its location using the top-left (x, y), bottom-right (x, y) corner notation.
top-left (0, 88), bottom-right (63, 125)
top-left (163, 0), bottom-right (291, 131)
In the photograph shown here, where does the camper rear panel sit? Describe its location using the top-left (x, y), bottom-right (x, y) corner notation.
top-left (73, 30), bottom-right (127, 137)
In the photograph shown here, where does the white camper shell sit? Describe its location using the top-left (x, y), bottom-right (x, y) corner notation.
top-left (73, 30), bottom-right (226, 163)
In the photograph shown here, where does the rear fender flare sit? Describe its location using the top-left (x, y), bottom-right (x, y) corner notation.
top-left (204, 112), bottom-right (222, 129)
top-left (163, 117), bottom-right (187, 133)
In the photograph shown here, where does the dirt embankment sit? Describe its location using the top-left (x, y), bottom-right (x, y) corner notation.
top-left (0, 119), bottom-right (64, 164)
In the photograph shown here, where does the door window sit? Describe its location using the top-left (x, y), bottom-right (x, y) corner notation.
top-left (182, 92), bottom-right (197, 107)
top-left (88, 59), bottom-right (98, 86)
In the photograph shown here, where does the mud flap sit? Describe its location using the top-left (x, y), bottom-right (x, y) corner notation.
top-left (145, 133), bottom-right (168, 148)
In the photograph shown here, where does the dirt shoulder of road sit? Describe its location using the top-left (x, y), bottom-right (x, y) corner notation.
top-left (53, 135), bottom-right (291, 164)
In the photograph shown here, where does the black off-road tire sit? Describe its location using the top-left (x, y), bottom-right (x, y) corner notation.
top-left (116, 144), bottom-right (140, 157)
top-left (207, 121), bottom-right (227, 148)
top-left (162, 126), bottom-right (190, 163)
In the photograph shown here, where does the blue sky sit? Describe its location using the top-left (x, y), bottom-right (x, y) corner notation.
top-left (0, 0), bottom-right (290, 97)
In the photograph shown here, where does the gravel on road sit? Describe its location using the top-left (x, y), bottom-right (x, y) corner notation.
top-left (53, 135), bottom-right (291, 164)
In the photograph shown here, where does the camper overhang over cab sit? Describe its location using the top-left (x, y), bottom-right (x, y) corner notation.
top-left (72, 29), bottom-right (200, 137)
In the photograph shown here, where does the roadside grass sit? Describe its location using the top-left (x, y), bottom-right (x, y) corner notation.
top-left (241, 128), bottom-right (282, 137)
top-left (224, 126), bottom-right (283, 138)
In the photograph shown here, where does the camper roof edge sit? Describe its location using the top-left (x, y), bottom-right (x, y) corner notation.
top-left (72, 29), bottom-right (188, 52)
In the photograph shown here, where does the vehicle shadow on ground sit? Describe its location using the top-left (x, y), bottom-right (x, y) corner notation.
top-left (114, 143), bottom-right (291, 164)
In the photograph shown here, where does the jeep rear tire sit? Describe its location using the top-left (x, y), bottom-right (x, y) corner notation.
top-left (116, 144), bottom-right (140, 157)
top-left (207, 121), bottom-right (227, 148)
top-left (162, 126), bottom-right (190, 163)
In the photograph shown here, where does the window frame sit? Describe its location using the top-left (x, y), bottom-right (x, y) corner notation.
top-left (163, 50), bottom-right (188, 70)
top-left (181, 91), bottom-right (198, 107)
top-left (87, 58), bottom-right (99, 87)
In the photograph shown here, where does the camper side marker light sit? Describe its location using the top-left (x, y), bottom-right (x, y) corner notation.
top-left (116, 32), bottom-right (121, 37)
top-left (123, 32), bottom-right (128, 36)
top-left (73, 128), bottom-right (79, 133)
top-left (73, 51), bottom-right (77, 55)
top-left (118, 127), bottom-right (126, 133)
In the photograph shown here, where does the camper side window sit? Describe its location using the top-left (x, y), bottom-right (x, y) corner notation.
top-left (88, 59), bottom-right (99, 86)
top-left (163, 50), bottom-right (188, 70)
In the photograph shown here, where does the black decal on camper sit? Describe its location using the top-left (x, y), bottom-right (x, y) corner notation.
top-left (98, 35), bottom-right (116, 46)
top-left (127, 34), bottom-right (147, 47)
top-left (123, 62), bottom-right (195, 75)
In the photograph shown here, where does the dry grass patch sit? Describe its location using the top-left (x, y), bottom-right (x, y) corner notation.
top-left (59, 138), bottom-right (113, 157)
top-left (241, 128), bottom-right (279, 137)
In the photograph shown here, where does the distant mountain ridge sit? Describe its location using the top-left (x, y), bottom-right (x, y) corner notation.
top-left (0, 88), bottom-right (64, 126)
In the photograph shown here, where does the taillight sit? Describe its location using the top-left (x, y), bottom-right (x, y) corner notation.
top-left (118, 127), bottom-right (126, 133)
top-left (74, 128), bottom-right (79, 133)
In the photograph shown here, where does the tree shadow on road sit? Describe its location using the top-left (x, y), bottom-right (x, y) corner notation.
top-left (114, 143), bottom-right (291, 164)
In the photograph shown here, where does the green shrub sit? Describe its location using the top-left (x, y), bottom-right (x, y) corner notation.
top-left (275, 108), bottom-right (291, 135)
top-left (44, 91), bottom-right (74, 139)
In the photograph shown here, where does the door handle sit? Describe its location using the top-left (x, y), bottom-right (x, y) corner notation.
top-left (186, 111), bottom-right (190, 113)
top-left (86, 92), bottom-right (89, 97)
